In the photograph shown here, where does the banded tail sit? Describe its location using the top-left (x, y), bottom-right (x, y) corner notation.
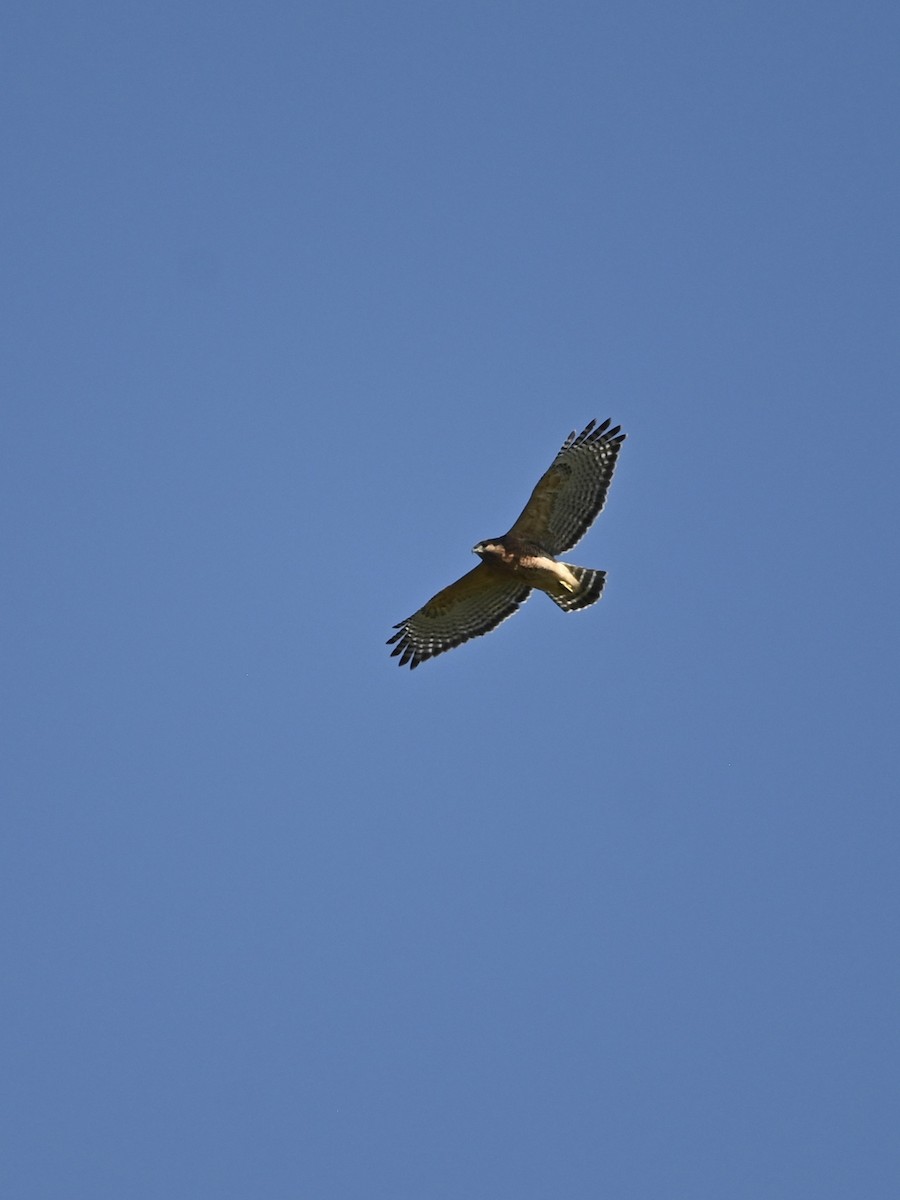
top-left (548, 566), bottom-right (607, 612)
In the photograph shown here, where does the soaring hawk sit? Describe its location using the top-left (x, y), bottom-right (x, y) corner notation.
top-left (388, 418), bottom-right (626, 668)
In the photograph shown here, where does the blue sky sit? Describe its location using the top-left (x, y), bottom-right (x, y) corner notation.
top-left (3, 2), bottom-right (899, 1196)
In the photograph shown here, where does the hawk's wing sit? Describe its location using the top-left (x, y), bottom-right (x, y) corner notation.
top-left (507, 418), bottom-right (625, 555)
top-left (388, 564), bottom-right (532, 669)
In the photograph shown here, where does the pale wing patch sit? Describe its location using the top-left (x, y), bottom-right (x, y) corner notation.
top-left (388, 564), bottom-right (531, 669)
top-left (508, 418), bottom-right (625, 555)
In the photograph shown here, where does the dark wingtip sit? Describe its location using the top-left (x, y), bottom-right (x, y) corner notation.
top-left (584, 418), bottom-right (626, 445)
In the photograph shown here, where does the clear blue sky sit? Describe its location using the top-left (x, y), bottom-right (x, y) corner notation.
top-left (3, 2), bottom-right (899, 1197)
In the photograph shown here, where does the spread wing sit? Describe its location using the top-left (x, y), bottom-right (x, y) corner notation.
top-left (507, 418), bottom-right (625, 555)
top-left (388, 564), bottom-right (532, 669)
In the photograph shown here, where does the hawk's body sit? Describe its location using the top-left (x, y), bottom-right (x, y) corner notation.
top-left (388, 418), bottom-right (625, 668)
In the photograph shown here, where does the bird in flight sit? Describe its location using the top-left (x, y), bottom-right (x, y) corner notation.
top-left (388, 418), bottom-right (626, 668)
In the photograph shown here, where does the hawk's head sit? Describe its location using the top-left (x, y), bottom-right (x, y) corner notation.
top-left (473, 540), bottom-right (505, 560)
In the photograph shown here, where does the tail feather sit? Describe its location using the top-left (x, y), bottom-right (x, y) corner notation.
top-left (548, 566), bottom-right (607, 612)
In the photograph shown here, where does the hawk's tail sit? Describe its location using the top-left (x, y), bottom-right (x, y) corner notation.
top-left (548, 566), bottom-right (607, 612)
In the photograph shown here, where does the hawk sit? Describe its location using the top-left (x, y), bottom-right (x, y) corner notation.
top-left (388, 418), bottom-right (626, 668)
